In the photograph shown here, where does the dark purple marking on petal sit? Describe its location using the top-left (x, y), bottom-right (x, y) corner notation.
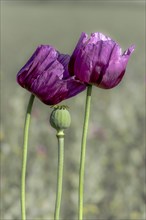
top-left (96, 43), bottom-right (117, 85)
top-left (57, 53), bottom-right (71, 79)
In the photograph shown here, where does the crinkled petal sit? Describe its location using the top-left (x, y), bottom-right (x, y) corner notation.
top-left (73, 40), bottom-right (122, 85)
top-left (88, 32), bottom-right (112, 44)
top-left (69, 33), bottom-right (118, 77)
top-left (98, 59), bottom-right (126, 89)
top-left (123, 45), bottom-right (135, 56)
top-left (65, 77), bottom-right (86, 98)
top-left (68, 32), bottom-right (88, 75)
top-left (98, 46), bottom-right (135, 89)
top-left (74, 32), bottom-right (88, 50)
top-left (17, 45), bottom-right (60, 88)
top-left (17, 45), bottom-right (86, 105)
top-left (69, 32), bottom-right (135, 89)
top-left (31, 74), bottom-right (86, 105)
top-left (34, 75), bottom-right (68, 105)
top-left (57, 53), bottom-right (71, 79)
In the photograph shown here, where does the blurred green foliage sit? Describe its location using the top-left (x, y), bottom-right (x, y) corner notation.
top-left (1, 1), bottom-right (145, 220)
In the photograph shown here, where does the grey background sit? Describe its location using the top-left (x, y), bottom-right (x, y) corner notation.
top-left (1, 1), bottom-right (145, 219)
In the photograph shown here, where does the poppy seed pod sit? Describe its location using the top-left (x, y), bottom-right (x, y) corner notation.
top-left (50, 106), bottom-right (71, 132)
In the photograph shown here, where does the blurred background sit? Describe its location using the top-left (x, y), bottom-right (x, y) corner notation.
top-left (1, 1), bottom-right (145, 220)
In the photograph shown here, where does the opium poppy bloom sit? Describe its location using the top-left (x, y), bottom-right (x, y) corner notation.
top-left (17, 45), bottom-right (86, 105)
top-left (69, 32), bottom-right (135, 89)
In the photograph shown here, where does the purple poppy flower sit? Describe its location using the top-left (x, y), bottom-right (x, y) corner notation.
top-left (17, 45), bottom-right (86, 105)
top-left (69, 32), bottom-right (135, 89)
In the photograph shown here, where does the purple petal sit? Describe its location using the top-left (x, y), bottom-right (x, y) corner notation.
top-left (73, 40), bottom-right (121, 85)
top-left (69, 32), bottom-right (113, 76)
top-left (74, 32), bottom-right (88, 49)
top-left (69, 32), bottom-right (135, 89)
top-left (17, 45), bottom-right (86, 105)
top-left (32, 74), bottom-right (86, 105)
top-left (65, 77), bottom-right (86, 98)
top-left (123, 45), bottom-right (135, 56)
top-left (98, 59), bottom-right (126, 89)
top-left (88, 32), bottom-right (112, 44)
top-left (17, 45), bottom-right (60, 88)
top-left (57, 53), bottom-right (71, 79)
top-left (98, 45), bottom-right (135, 89)
top-left (68, 32), bottom-right (88, 75)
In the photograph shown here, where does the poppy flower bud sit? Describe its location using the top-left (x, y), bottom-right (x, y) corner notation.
top-left (50, 106), bottom-right (71, 134)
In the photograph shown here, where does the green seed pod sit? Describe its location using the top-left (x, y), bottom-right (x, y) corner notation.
top-left (50, 106), bottom-right (71, 131)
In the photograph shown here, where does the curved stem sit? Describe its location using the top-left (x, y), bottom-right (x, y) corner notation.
top-left (54, 130), bottom-right (64, 220)
top-left (21, 94), bottom-right (35, 220)
top-left (78, 85), bottom-right (92, 220)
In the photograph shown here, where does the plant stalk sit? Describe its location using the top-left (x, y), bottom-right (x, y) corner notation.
top-left (54, 130), bottom-right (64, 220)
top-left (78, 85), bottom-right (92, 220)
top-left (21, 94), bottom-right (35, 220)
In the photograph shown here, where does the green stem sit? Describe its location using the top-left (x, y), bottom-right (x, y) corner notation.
top-left (78, 85), bottom-right (92, 220)
top-left (54, 130), bottom-right (64, 220)
top-left (21, 94), bottom-right (35, 220)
